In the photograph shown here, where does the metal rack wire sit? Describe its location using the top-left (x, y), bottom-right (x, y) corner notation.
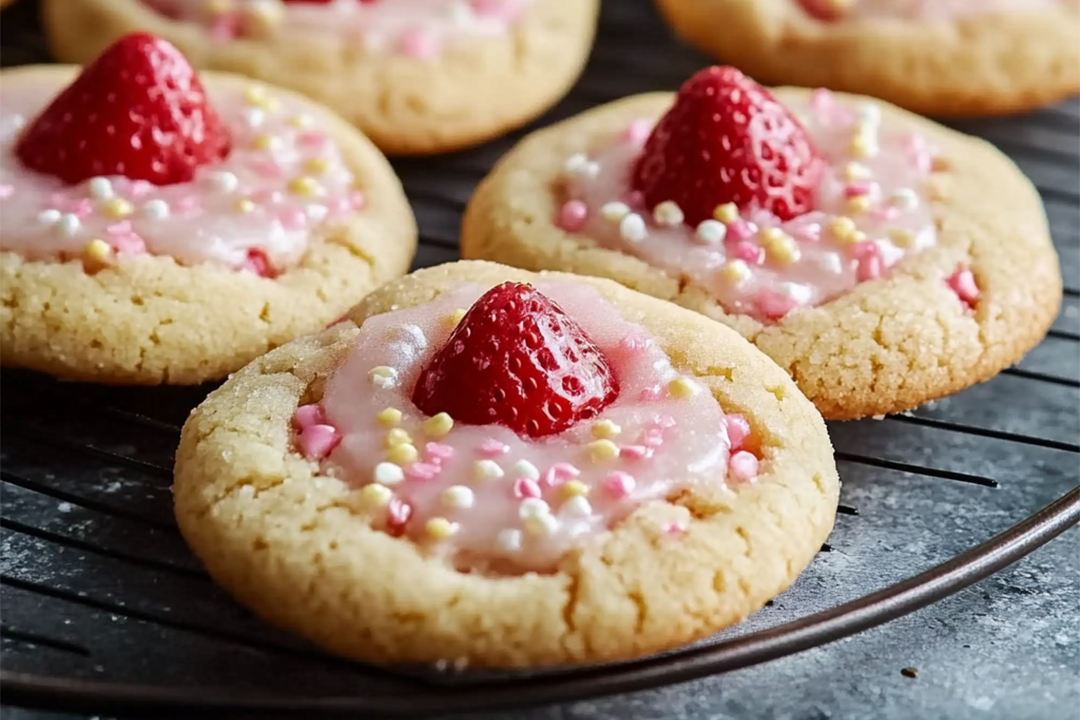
top-left (1, 0), bottom-right (1078, 716)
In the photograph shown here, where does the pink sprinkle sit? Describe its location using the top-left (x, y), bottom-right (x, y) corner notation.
top-left (405, 462), bottom-right (441, 481)
top-left (106, 221), bottom-right (132, 236)
top-left (328, 196), bottom-right (355, 218)
top-left (724, 414), bottom-right (751, 451)
top-left (619, 332), bottom-right (650, 353)
top-left (623, 118), bottom-right (653, 145)
top-left (253, 159), bottom-right (283, 179)
top-left (298, 130), bottom-right (328, 147)
top-left (112, 232), bottom-right (147, 256)
top-left (756, 290), bottom-right (799, 320)
top-left (843, 181), bottom-right (875, 198)
top-left (129, 181), bottom-right (154, 199)
top-left (279, 209), bottom-right (307, 231)
top-left (424, 442), bottom-right (455, 464)
top-left (252, 189), bottom-right (283, 205)
top-left (642, 428), bottom-right (665, 449)
top-left (654, 414), bottom-right (676, 429)
top-left (792, 223), bottom-right (822, 243)
top-left (947, 269), bottom-right (979, 309)
top-left (471, 0), bottom-right (524, 20)
top-left (209, 12), bottom-right (241, 41)
top-left (639, 385), bottom-right (663, 402)
top-left (726, 219), bottom-right (757, 240)
top-left (730, 240), bottom-right (765, 264)
top-left (811, 88), bottom-right (835, 114)
top-left (400, 28), bottom-right (437, 59)
top-left (728, 451), bottom-right (759, 482)
top-left (73, 199), bottom-right (94, 218)
top-left (604, 471), bottom-right (636, 498)
top-left (386, 498), bottom-right (412, 532)
top-left (870, 207), bottom-right (900, 224)
top-left (174, 195), bottom-right (200, 213)
top-left (245, 248), bottom-right (277, 278)
top-left (663, 522), bottom-right (687, 536)
top-left (557, 200), bottom-right (588, 232)
top-left (856, 254), bottom-right (883, 282)
top-left (478, 439), bottom-right (509, 457)
top-left (348, 190), bottom-right (366, 210)
top-left (904, 133), bottom-right (933, 174)
top-left (513, 478), bottom-right (542, 499)
top-left (851, 240), bottom-right (879, 260)
top-left (294, 404), bottom-right (325, 429)
top-left (542, 463), bottom-right (580, 487)
top-left (298, 424), bottom-right (340, 461)
top-left (620, 445), bottom-right (654, 461)
top-left (0, 184), bottom-right (14, 199)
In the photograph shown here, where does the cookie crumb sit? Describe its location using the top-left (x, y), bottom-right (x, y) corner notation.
top-left (901, 667), bottom-right (918, 678)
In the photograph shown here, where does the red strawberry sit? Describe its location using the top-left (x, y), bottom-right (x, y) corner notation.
top-left (631, 66), bottom-right (823, 225)
top-left (412, 282), bottom-right (620, 439)
top-left (797, 0), bottom-right (848, 20)
top-left (15, 32), bottom-right (231, 187)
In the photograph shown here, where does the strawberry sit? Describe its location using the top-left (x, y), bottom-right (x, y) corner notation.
top-left (412, 283), bottom-right (620, 439)
top-left (15, 32), bottom-right (231, 187)
top-left (631, 66), bottom-right (823, 226)
top-left (796, 0), bottom-right (848, 21)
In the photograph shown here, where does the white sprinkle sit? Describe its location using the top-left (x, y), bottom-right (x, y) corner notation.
top-left (36, 209), bottom-right (61, 225)
top-left (243, 107), bottom-right (266, 128)
top-left (619, 213), bottom-right (647, 243)
top-left (858, 102), bottom-right (882, 126)
top-left (88, 177), bottom-right (113, 200)
top-left (56, 213), bottom-right (81, 237)
top-left (374, 462), bottom-right (405, 486)
top-left (600, 201), bottom-right (630, 223)
top-left (518, 497), bottom-right (551, 519)
top-left (524, 513), bottom-right (560, 537)
top-left (57, 502), bottom-right (72, 513)
top-left (142, 199), bottom-right (170, 220)
top-left (205, 171), bottom-right (239, 193)
top-left (442, 485), bottom-right (475, 509)
top-left (562, 496), bottom-right (593, 517)
top-left (818, 253), bottom-right (844, 274)
top-left (652, 200), bottom-right (684, 227)
top-left (779, 282), bottom-right (813, 304)
top-left (495, 528), bottom-right (523, 552)
top-left (474, 459), bottom-right (505, 481)
top-left (10, 115), bottom-right (25, 130)
top-left (306, 204), bottom-right (328, 222)
top-left (369, 366), bottom-right (399, 389)
top-left (447, 0), bottom-right (473, 23)
top-left (513, 459), bottom-right (540, 480)
top-left (394, 323), bottom-right (428, 350)
top-left (889, 187), bottom-right (919, 211)
top-left (564, 153), bottom-right (599, 178)
top-left (695, 219), bottom-right (727, 244)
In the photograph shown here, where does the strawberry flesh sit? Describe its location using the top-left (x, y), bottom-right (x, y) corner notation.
top-left (15, 32), bottom-right (231, 186)
top-left (631, 66), bottom-right (824, 226)
top-left (412, 282), bottom-right (620, 439)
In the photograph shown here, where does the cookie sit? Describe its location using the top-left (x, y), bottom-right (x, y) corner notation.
top-left (42, 0), bottom-right (600, 156)
top-left (653, 0), bottom-right (1080, 117)
top-left (461, 67), bottom-right (1062, 420)
top-left (173, 259), bottom-right (840, 668)
top-left (0, 33), bottom-right (416, 386)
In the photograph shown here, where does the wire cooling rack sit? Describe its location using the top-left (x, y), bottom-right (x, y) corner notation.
top-left (1, 0), bottom-right (1079, 717)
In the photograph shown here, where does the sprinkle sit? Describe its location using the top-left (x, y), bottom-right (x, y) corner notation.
top-left (88, 177), bottom-right (114, 200)
top-left (252, 134), bottom-right (280, 152)
top-left (653, 201), bottom-right (684, 227)
top-left (828, 216), bottom-right (859, 244)
top-left (843, 181), bottom-right (875, 199)
top-left (726, 219), bottom-right (757, 242)
top-left (298, 424), bottom-right (340, 460)
top-left (243, 107), bottom-right (266, 128)
top-left (37, 209), bottom-right (61, 225)
top-left (479, 439), bottom-right (509, 456)
top-left (558, 200), bottom-right (588, 232)
top-left (400, 27), bottom-right (438, 59)
top-left (369, 366), bottom-right (398, 388)
top-left (384, 428), bottom-right (413, 448)
top-left (562, 495), bottom-right (593, 517)
top-left (695, 219), bottom-right (727, 244)
top-left (423, 412), bottom-right (454, 437)
top-left (843, 162), bottom-right (872, 181)
top-left (586, 439), bottom-right (620, 462)
top-left (811, 87), bottom-right (835, 113)
top-left (619, 332), bottom-right (650, 352)
top-left (713, 203), bottom-right (739, 224)
top-left (724, 414), bottom-right (751, 450)
top-left (386, 444), bottom-right (419, 466)
top-left (374, 462), bottom-right (405, 485)
top-left (513, 459), bottom-right (540, 480)
top-left (306, 203), bottom-right (328, 222)
top-left (542, 462), bottom-right (580, 487)
top-left (495, 528), bottom-right (523, 552)
top-left (287, 113), bottom-right (314, 129)
top-left (857, 102), bottom-right (882, 126)
top-left (360, 483), bottom-right (393, 508)
top-left (518, 497), bottom-right (551, 519)
top-left (889, 188), bottom-right (919, 210)
top-left (376, 407), bottom-right (402, 428)
top-left (386, 498), bottom-right (412, 529)
top-left (668, 377), bottom-right (701, 399)
top-left (293, 404), bottom-right (324, 429)
top-left (591, 420), bottom-right (621, 439)
top-left (728, 451), bottom-right (760, 482)
top-left (620, 445), bottom-right (654, 461)
top-left (856, 253), bottom-right (883, 282)
top-left (524, 513), bottom-right (560, 537)
top-left (142, 199), bottom-right (170, 220)
top-left (947, 269), bottom-right (980, 308)
top-left (761, 231), bottom-right (801, 266)
top-left (561, 480), bottom-right (590, 498)
top-left (604, 471), bottom-right (636, 498)
top-left (474, 459), bottom-right (505, 481)
top-left (619, 213), bottom-right (647, 242)
top-left (205, 171), bottom-right (239, 193)
top-left (601, 201), bottom-right (630, 223)
top-left (425, 517), bottom-right (459, 540)
top-left (731, 240), bottom-right (765, 264)
top-left (889, 228), bottom-right (917, 248)
top-left (288, 176), bottom-right (323, 197)
top-left (624, 118), bottom-right (653, 144)
top-left (425, 443), bottom-right (455, 464)
top-left (83, 239), bottom-right (113, 263)
top-left (244, 84), bottom-right (279, 111)
top-left (850, 133), bottom-right (880, 159)
top-left (564, 153), bottom-right (599, 178)
top-left (405, 462), bottom-right (441, 481)
top-left (654, 414), bottom-right (676, 429)
top-left (442, 485), bottom-right (475, 509)
top-left (663, 522), bottom-right (687, 536)
top-left (642, 427), bottom-right (665, 448)
top-left (57, 214), bottom-right (81, 237)
top-left (0, 184), bottom-right (13, 199)
top-left (100, 198), bottom-right (134, 219)
top-left (720, 259), bottom-right (752, 284)
top-left (305, 157), bottom-right (330, 174)
top-left (513, 477), bottom-right (542, 499)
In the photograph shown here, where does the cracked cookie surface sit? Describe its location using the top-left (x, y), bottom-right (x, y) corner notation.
top-left (0, 68), bottom-right (417, 386)
top-left (172, 260), bottom-right (840, 668)
top-left (653, 0), bottom-right (1080, 117)
top-left (460, 90), bottom-right (1062, 420)
top-left (41, 0), bottom-right (600, 155)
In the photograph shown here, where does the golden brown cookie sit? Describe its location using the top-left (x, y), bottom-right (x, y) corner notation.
top-left (653, 0), bottom-right (1080, 117)
top-left (460, 86), bottom-right (1062, 420)
top-left (1, 65), bottom-right (416, 386)
top-left (41, 0), bottom-right (600, 155)
top-left (173, 260), bottom-right (840, 669)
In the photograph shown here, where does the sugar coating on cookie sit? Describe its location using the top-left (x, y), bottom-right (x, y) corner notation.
top-left (294, 280), bottom-right (759, 574)
top-left (144, 0), bottom-right (532, 56)
top-left (558, 88), bottom-right (955, 322)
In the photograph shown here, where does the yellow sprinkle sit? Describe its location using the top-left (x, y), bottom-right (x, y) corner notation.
top-left (304, 157), bottom-right (330, 174)
top-left (846, 195), bottom-right (872, 214)
top-left (386, 443), bottom-right (418, 466)
top-left (562, 480), bottom-right (590, 498)
top-left (252, 133), bottom-right (279, 151)
top-left (759, 227), bottom-right (787, 244)
top-left (828, 216), bottom-right (858, 243)
top-left (444, 307), bottom-right (467, 329)
top-left (425, 517), bottom-right (459, 540)
top-left (843, 162), bottom-right (872, 181)
top-left (423, 412), bottom-right (454, 438)
top-left (233, 198), bottom-right (256, 214)
top-left (376, 407), bottom-right (402, 428)
top-left (243, 84), bottom-right (280, 111)
top-left (668, 377), bottom-right (700, 399)
top-left (360, 483), bottom-right (393, 508)
top-left (591, 419), bottom-right (621, 439)
top-left (84, 239), bottom-right (112, 262)
top-left (713, 203), bottom-right (739, 224)
top-left (850, 134), bottom-right (879, 159)
top-left (720, 259), bottom-right (752, 284)
top-left (288, 176), bottom-right (323, 197)
top-left (763, 234), bottom-right (800, 266)
top-left (384, 428), bottom-right (412, 448)
top-left (287, 113), bottom-right (313, 129)
top-left (889, 228), bottom-right (917, 248)
top-left (205, 0), bottom-right (234, 14)
top-left (587, 439), bottom-right (620, 462)
top-left (102, 198), bottom-right (134, 219)
top-left (851, 231), bottom-right (868, 245)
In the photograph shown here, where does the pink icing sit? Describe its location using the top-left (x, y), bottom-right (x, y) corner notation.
top-left (0, 76), bottom-right (360, 271)
top-left (144, 0), bottom-right (531, 56)
top-left (559, 91), bottom-right (940, 322)
top-left (798, 0), bottom-right (1072, 21)
top-left (305, 281), bottom-right (757, 574)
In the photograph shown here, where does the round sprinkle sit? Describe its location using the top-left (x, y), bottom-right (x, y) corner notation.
top-left (425, 517), bottom-right (459, 540)
top-left (243, 107), bottom-right (266, 128)
top-left (668, 377), bottom-right (700, 399)
top-left (88, 177), bottom-right (114, 200)
top-left (850, 134), bottom-right (880, 159)
top-left (287, 113), bottom-right (314, 129)
top-left (376, 407), bottom-right (402, 428)
top-left (846, 196), bottom-right (872, 214)
top-left (728, 451), bottom-right (760, 482)
top-left (564, 153), bottom-right (599, 178)
top-left (102, 198), bottom-right (134, 219)
top-left (243, 84), bottom-right (279, 110)
top-left (524, 513), bottom-right (560, 537)
top-left (601, 201), bottom-right (631, 223)
top-left (386, 444), bottom-right (419, 466)
top-left (84, 239), bottom-right (112, 262)
top-left (474, 459), bottom-right (505, 481)
top-left (445, 308), bottom-right (468, 329)
top-left (591, 420), bottom-right (621, 440)
top-left (604, 471), bottom-right (636, 498)
top-left (518, 497), bottom-right (551, 519)
top-left (442, 485), bottom-right (475, 510)
top-left (57, 213), bottom-right (81, 237)
top-left (360, 483), bottom-right (393, 508)
top-left (562, 495), bottom-right (593, 517)
top-left (305, 157), bottom-right (330, 174)
top-left (513, 459), bottom-right (540, 480)
top-left (889, 188), bottom-right (919, 210)
top-left (587, 439), bottom-right (620, 462)
top-left (253, 134), bottom-right (280, 151)
top-left (142, 199), bottom-right (170, 220)
top-left (368, 366), bottom-right (398, 388)
top-left (384, 428), bottom-right (413, 448)
top-left (843, 162), bottom-right (872, 181)
top-left (857, 102), bottom-right (882, 126)
top-left (619, 213), bottom-right (647, 243)
top-left (720, 259), bottom-right (751, 284)
top-left (36, 209), bottom-right (61, 225)
top-left (288, 176), bottom-right (323, 197)
top-left (561, 480), bottom-right (590, 498)
top-left (713, 203), bottom-right (739, 224)
top-left (234, 199), bottom-right (256, 214)
top-left (558, 200), bottom-right (589, 232)
top-left (695, 219), bottom-right (727, 244)
top-left (653, 201), bottom-right (684, 227)
top-left (374, 462), bottom-right (405, 486)
top-left (495, 528), bottom-right (523, 552)
top-left (205, 171), bottom-right (239, 193)
top-left (423, 412), bottom-right (454, 438)
top-left (828, 217), bottom-right (858, 243)
top-left (889, 228), bottom-right (917, 248)
top-left (763, 234), bottom-right (801, 266)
